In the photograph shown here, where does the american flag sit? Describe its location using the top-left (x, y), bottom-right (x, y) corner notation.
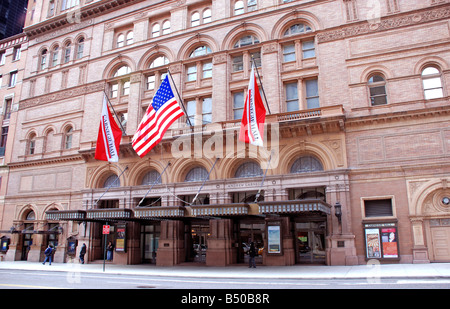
top-left (132, 75), bottom-right (184, 158)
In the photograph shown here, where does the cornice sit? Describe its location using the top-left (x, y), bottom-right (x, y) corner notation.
top-left (8, 154), bottom-right (85, 170)
top-left (345, 103), bottom-right (450, 128)
top-left (24, 0), bottom-right (148, 40)
top-left (317, 3), bottom-right (450, 43)
top-left (19, 80), bottom-right (106, 110)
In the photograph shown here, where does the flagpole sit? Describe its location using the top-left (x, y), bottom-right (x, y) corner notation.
top-left (137, 162), bottom-right (171, 207)
top-left (167, 70), bottom-right (193, 127)
top-left (190, 158), bottom-right (219, 205)
top-left (103, 90), bottom-right (126, 134)
top-left (251, 56), bottom-right (271, 115)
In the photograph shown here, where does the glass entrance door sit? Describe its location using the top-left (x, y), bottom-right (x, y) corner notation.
top-left (141, 224), bottom-right (160, 264)
top-left (191, 224), bottom-right (209, 263)
top-left (296, 221), bottom-right (326, 264)
top-left (239, 221), bottom-right (265, 264)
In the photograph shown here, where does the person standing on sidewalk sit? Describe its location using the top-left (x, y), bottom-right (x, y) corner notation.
top-left (248, 242), bottom-right (257, 268)
top-left (42, 245), bottom-right (53, 265)
top-left (79, 243), bottom-right (87, 264)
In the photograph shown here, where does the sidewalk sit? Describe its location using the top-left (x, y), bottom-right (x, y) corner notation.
top-left (1, 261), bottom-right (450, 280)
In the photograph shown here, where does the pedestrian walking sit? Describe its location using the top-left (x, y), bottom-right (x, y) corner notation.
top-left (248, 242), bottom-right (257, 268)
top-left (79, 243), bottom-right (87, 264)
top-left (106, 241), bottom-right (114, 261)
top-left (42, 245), bottom-right (53, 265)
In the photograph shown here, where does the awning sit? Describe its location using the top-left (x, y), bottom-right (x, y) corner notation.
top-left (189, 203), bottom-right (251, 217)
top-left (257, 199), bottom-right (331, 215)
top-left (86, 209), bottom-right (133, 221)
top-left (46, 210), bottom-right (86, 221)
top-left (134, 206), bottom-right (186, 219)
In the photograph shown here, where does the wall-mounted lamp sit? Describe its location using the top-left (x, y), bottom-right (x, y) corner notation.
top-left (334, 202), bottom-right (342, 223)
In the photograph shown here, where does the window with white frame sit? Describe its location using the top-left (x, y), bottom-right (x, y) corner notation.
top-left (422, 66), bottom-right (444, 100)
top-left (234, 0), bottom-right (257, 15)
top-left (146, 56), bottom-right (169, 91)
top-left (191, 8), bottom-right (212, 27)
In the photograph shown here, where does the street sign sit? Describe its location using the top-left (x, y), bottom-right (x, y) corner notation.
top-left (103, 225), bottom-right (110, 235)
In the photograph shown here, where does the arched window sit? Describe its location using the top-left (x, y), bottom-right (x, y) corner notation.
top-left (40, 49), bottom-right (48, 70)
top-left (284, 23), bottom-right (313, 36)
top-left (234, 0), bottom-right (256, 15)
top-left (235, 162), bottom-right (263, 178)
top-left (191, 12), bottom-right (200, 27)
top-left (51, 45), bottom-right (59, 67)
top-left (368, 74), bottom-right (388, 106)
top-left (203, 9), bottom-right (212, 23)
top-left (63, 42), bottom-right (71, 63)
top-left (290, 156), bottom-right (323, 173)
top-left (152, 23), bottom-right (161, 38)
top-left (64, 126), bottom-right (73, 149)
top-left (76, 37), bottom-right (84, 59)
top-left (45, 129), bottom-right (55, 153)
top-left (150, 56), bottom-right (169, 68)
top-left (116, 34), bottom-right (125, 48)
top-left (28, 133), bottom-right (36, 155)
top-left (126, 31), bottom-right (134, 45)
top-left (113, 65), bottom-right (131, 77)
top-left (422, 66), bottom-right (444, 100)
top-left (185, 167), bottom-right (209, 182)
top-left (234, 1), bottom-right (244, 15)
top-left (189, 45), bottom-right (212, 58)
top-left (234, 35), bottom-right (260, 48)
top-left (26, 210), bottom-right (36, 221)
top-left (103, 174), bottom-right (120, 188)
top-left (142, 170), bottom-right (162, 185)
top-left (162, 20), bottom-right (171, 35)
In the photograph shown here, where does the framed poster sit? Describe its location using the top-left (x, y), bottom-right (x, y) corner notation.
top-left (365, 228), bottom-right (381, 259)
top-left (115, 224), bottom-right (126, 252)
top-left (268, 225), bottom-right (281, 254)
top-left (364, 223), bottom-right (399, 260)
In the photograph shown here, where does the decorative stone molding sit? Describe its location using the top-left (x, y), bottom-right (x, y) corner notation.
top-left (19, 81), bottom-right (105, 110)
top-left (317, 4), bottom-right (450, 43)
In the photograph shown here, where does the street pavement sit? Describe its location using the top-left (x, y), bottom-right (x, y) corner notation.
top-left (0, 260), bottom-right (450, 280)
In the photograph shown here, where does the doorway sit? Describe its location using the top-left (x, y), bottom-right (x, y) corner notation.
top-left (295, 221), bottom-right (326, 264)
top-left (188, 223), bottom-right (209, 263)
top-left (141, 223), bottom-right (160, 264)
top-left (238, 221), bottom-right (265, 264)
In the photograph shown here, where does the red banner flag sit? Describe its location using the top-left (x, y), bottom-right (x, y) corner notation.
top-left (239, 64), bottom-right (266, 146)
top-left (95, 95), bottom-right (122, 162)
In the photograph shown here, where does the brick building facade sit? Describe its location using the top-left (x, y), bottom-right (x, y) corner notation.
top-left (0, 0), bottom-right (449, 266)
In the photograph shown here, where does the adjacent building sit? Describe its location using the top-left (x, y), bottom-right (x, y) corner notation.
top-left (0, 0), bottom-right (449, 266)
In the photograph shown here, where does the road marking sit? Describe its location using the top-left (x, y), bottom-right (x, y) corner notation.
top-left (0, 283), bottom-right (69, 289)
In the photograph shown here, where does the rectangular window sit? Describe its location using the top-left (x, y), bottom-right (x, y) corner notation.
top-left (202, 62), bottom-right (212, 79)
top-left (233, 92), bottom-right (245, 119)
top-left (233, 55), bottom-right (244, 72)
top-left (364, 199), bottom-right (393, 217)
top-left (122, 80), bottom-right (130, 95)
top-left (305, 79), bottom-right (319, 109)
top-left (186, 100), bottom-right (196, 126)
top-left (4, 98), bottom-right (12, 120)
top-left (285, 82), bottom-right (298, 112)
top-left (13, 46), bottom-right (21, 61)
top-left (147, 75), bottom-right (155, 90)
top-left (302, 41), bottom-right (315, 59)
top-left (8, 71), bottom-right (17, 87)
top-left (110, 83), bottom-right (119, 98)
top-left (283, 44), bottom-right (296, 63)
top-left (202, 98), bottom-right (212, 124)
top-left (0, 52), bottom-right (5, 65)
top-left (187, 65), bottom-right (197, 81)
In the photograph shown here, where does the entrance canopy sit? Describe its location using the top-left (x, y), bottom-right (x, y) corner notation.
top-left (45, 199), bottom-right (331, 222)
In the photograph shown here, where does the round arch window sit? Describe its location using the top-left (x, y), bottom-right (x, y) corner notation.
top-left (103, 174), bottom-right (120, 188)
top-left (290, 156), bottom-right (323, 173)
top-left (185, 167), bottom-right (209, 182)
top-left (234, 161), bottom-right (263, 178)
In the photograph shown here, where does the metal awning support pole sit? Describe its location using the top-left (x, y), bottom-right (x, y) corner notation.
top-left (137, 162), bottom-right (171, 207)
top-left (93, 165), bottom-right (128, 208)
top-left (191, 158), bottom-right (219, 205)
top-left (254, 150), bottom-right (274, 203)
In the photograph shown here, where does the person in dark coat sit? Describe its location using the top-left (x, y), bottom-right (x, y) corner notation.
top-left (42, 245), bottom-right (53, 265)
top-left (248, 242), bottom-right (257, 268)
top-left (79, 243), bottom-right (87, 264)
